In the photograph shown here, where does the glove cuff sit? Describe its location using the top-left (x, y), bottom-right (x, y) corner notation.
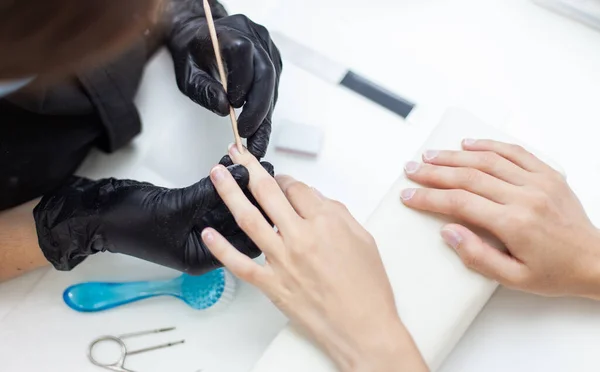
top-left (33, 177), bottom-right (122, 271)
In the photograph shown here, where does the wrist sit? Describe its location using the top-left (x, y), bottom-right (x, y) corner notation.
top-left (579, 228), bottom-right (600, 300)
top-left (324, 316), bottom-right (428, 372)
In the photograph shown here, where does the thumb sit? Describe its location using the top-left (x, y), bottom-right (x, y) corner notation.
top-left (185, 68), bottom-right (230, 116)
top-left (441, 224), bottom-right (527, 287)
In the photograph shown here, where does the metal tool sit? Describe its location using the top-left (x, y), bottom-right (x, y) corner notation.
top-left (88, 327), bottom-right (185, 372)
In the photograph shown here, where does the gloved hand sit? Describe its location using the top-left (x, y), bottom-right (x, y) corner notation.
top-left (33, 162), bottom-right (275, 275)
top-left (168, 1), bottom-right (282, 159)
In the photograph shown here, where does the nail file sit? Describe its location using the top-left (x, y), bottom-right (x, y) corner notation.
top-left (274, 121), bottom-right (324, 157)
top-left (271, 31), bottom-right (416, 119)
top-left (533, 0), bottom-right (600, 31)
top-left (251, 107), bottom-right (565, 372)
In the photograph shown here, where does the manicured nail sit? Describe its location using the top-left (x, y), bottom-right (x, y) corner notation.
top-left (423, 150), bottom-right (439, 161)
top-left (441, 228), bottom-right (463, 249)
top-left (463, 138), bottom-right (476, 146)
top-left (211, 166), bottom-right (226, 182)
top-left (404, 161), bottom-right (420, 174)
top-left (228, 143), bottom-right (240, 156)
top-left (401, 188), bottom-right (416, 201)
top-left (202, 229), bottom-right (214, 243)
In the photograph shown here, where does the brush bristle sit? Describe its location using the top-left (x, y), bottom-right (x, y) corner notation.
top-left (206, 269), bottom-right (237, 312)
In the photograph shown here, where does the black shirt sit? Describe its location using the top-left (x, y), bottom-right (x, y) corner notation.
top-left (0, 39), bottom-right (147, 211)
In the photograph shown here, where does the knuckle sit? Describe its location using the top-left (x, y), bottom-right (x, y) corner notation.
top-left (233, 262), bottom-right (265, 285)
top-left (460, 250), bottom-right (483, 270)
top-left (226, 37), bottom-right (252, 52)
top-left (254, 176), bottom-right (276, 199)
top-left (255, 60), bottom-right (276, 78)
top-left (239, 265), bottom-right (261, 283)
top-left (329, 200), bottom-right (350, 214)
top-left (507, 208), bottom-right (535, 228)
top-left (509, 144), bottom-right (528, 156)
top-left (501, 271), bottom-right (528, 289)
top-left (478, 151), bottom-right (500, 169)
top-left (313, 213), bottom-right (331, 227)
top-left (363, 231), bottom-right (377, 247)
top-left (228, 14), bottom-right (248, 23)
top-left (527, 190), bottom-right (551, 212)
top-left (236, 209), bottom-right (261, 232)
top-left (448, 190), bottom-right (469, 211)
top-left (254, 23), bottom-right (271, 38)
top-left (284, 181), bottom-right (307, 200)
top-left (460, 168), bottom-right (482, 185)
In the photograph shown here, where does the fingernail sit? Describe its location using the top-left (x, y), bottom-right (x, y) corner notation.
top-left (228, 143), bottom-right (240, 156)
top-left (404, 161), bottom-right (420, 174)
top-left (441, 228), bottom-right (463, 249)
top-left (211, 166), bottom-right (226, 182)
top-left (423, 150), bottom-right (439, 161)
top-left (463, 138), bottom-right (476, 146)
top-left (401, 188), bottom-right (416, 201)
top-left (202, 229), bottom-right (214, 243)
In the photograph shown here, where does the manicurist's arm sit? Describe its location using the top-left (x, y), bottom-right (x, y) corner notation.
top-left (0, 200), bottom-right (47, 281)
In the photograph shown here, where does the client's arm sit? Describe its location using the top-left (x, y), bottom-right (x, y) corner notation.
top-left (402, 139), bottom-right (600, 299)
top-left (202, 145), bottom-right (429, 372)
top-left (0, 200), bottom-right (47, 282)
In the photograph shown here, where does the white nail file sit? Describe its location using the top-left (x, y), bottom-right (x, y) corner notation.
top-left (533, 0), bottom-right (600, 31)
top-left (252, 107), bottom-right (565, 372)
top-left (273, 120), bottom-right (324, 157)
top-left (271, 31), bottom-right (415, 119)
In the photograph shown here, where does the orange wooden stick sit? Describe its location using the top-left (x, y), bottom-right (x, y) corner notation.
top-left (202, 0), bottom-right (244, 153)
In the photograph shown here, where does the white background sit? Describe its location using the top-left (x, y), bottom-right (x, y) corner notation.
top-left (2, 0), bottom-right (600, 371)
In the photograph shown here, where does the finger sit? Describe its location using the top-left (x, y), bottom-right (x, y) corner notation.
top-left (237, 47), bottom-right (276, 138)
top-left (228, 144), bottom-right (303, 232)
top-left (184, 68), bottom-right (230, 116)
top-left (201, 228), bottom-right (269, 286)
top-left (401, 187), bottom-right (505, 236)
top-left (441, 224), bottom-right (527, 286)
top-left (276, 175), bottom-right (324, 219)
top-left (247, 113), bottom-right (272, 159)
top-left (421, 149), bottom-right (528, 186)
top-left (404, 162), bottom-right (518, 204)
top-left (462, 139), bottom-right (556, 175)
top-left (210, 165), bottom-right (282, 254)
top-left (219, 155), bottom-right (233, 167)
top-left (220, 33), bottom-right (255, 108)
top-left (186, 164), bottom-right (248, 211)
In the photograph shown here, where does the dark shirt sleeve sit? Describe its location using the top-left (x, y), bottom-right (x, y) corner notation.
top-left (0, 100), bottom-right (104, 211)
top-left (0, 40), bottom-right (149, 210)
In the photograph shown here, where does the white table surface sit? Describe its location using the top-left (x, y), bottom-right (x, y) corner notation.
top-left (2, 0), bottom-right (600, 371)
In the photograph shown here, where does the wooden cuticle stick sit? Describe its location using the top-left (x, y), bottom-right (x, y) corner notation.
top-left (202, 0), bottom-right (244, 153)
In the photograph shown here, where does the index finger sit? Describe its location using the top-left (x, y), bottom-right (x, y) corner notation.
top-left (246, 107), bottom-right (272, 159)
top-left (228, 144), bottom-right (303, 232)
top-left (401, 187), bottom-right (506, 237)
top-left (463, 139), bottom-right (557, 175)
top-left (236, 47), bottom-right (276, 138)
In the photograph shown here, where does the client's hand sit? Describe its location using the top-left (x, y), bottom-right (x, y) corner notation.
top-left (402, 139), bottom-right (600, 299)
top-left (202, 145), bottom-right (428, 372)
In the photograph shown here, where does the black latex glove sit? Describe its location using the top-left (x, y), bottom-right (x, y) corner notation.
top-left (168, 1), bottom-right (282, 159)
top-left (34, 162), bottom-right (274, 275)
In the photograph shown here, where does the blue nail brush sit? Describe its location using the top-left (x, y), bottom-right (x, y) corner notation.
top-left (63, 269), bottom-right (236, 312)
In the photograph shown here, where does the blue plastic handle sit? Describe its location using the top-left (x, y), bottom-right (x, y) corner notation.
top-left (63, 277), bottom-right (181, 312)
